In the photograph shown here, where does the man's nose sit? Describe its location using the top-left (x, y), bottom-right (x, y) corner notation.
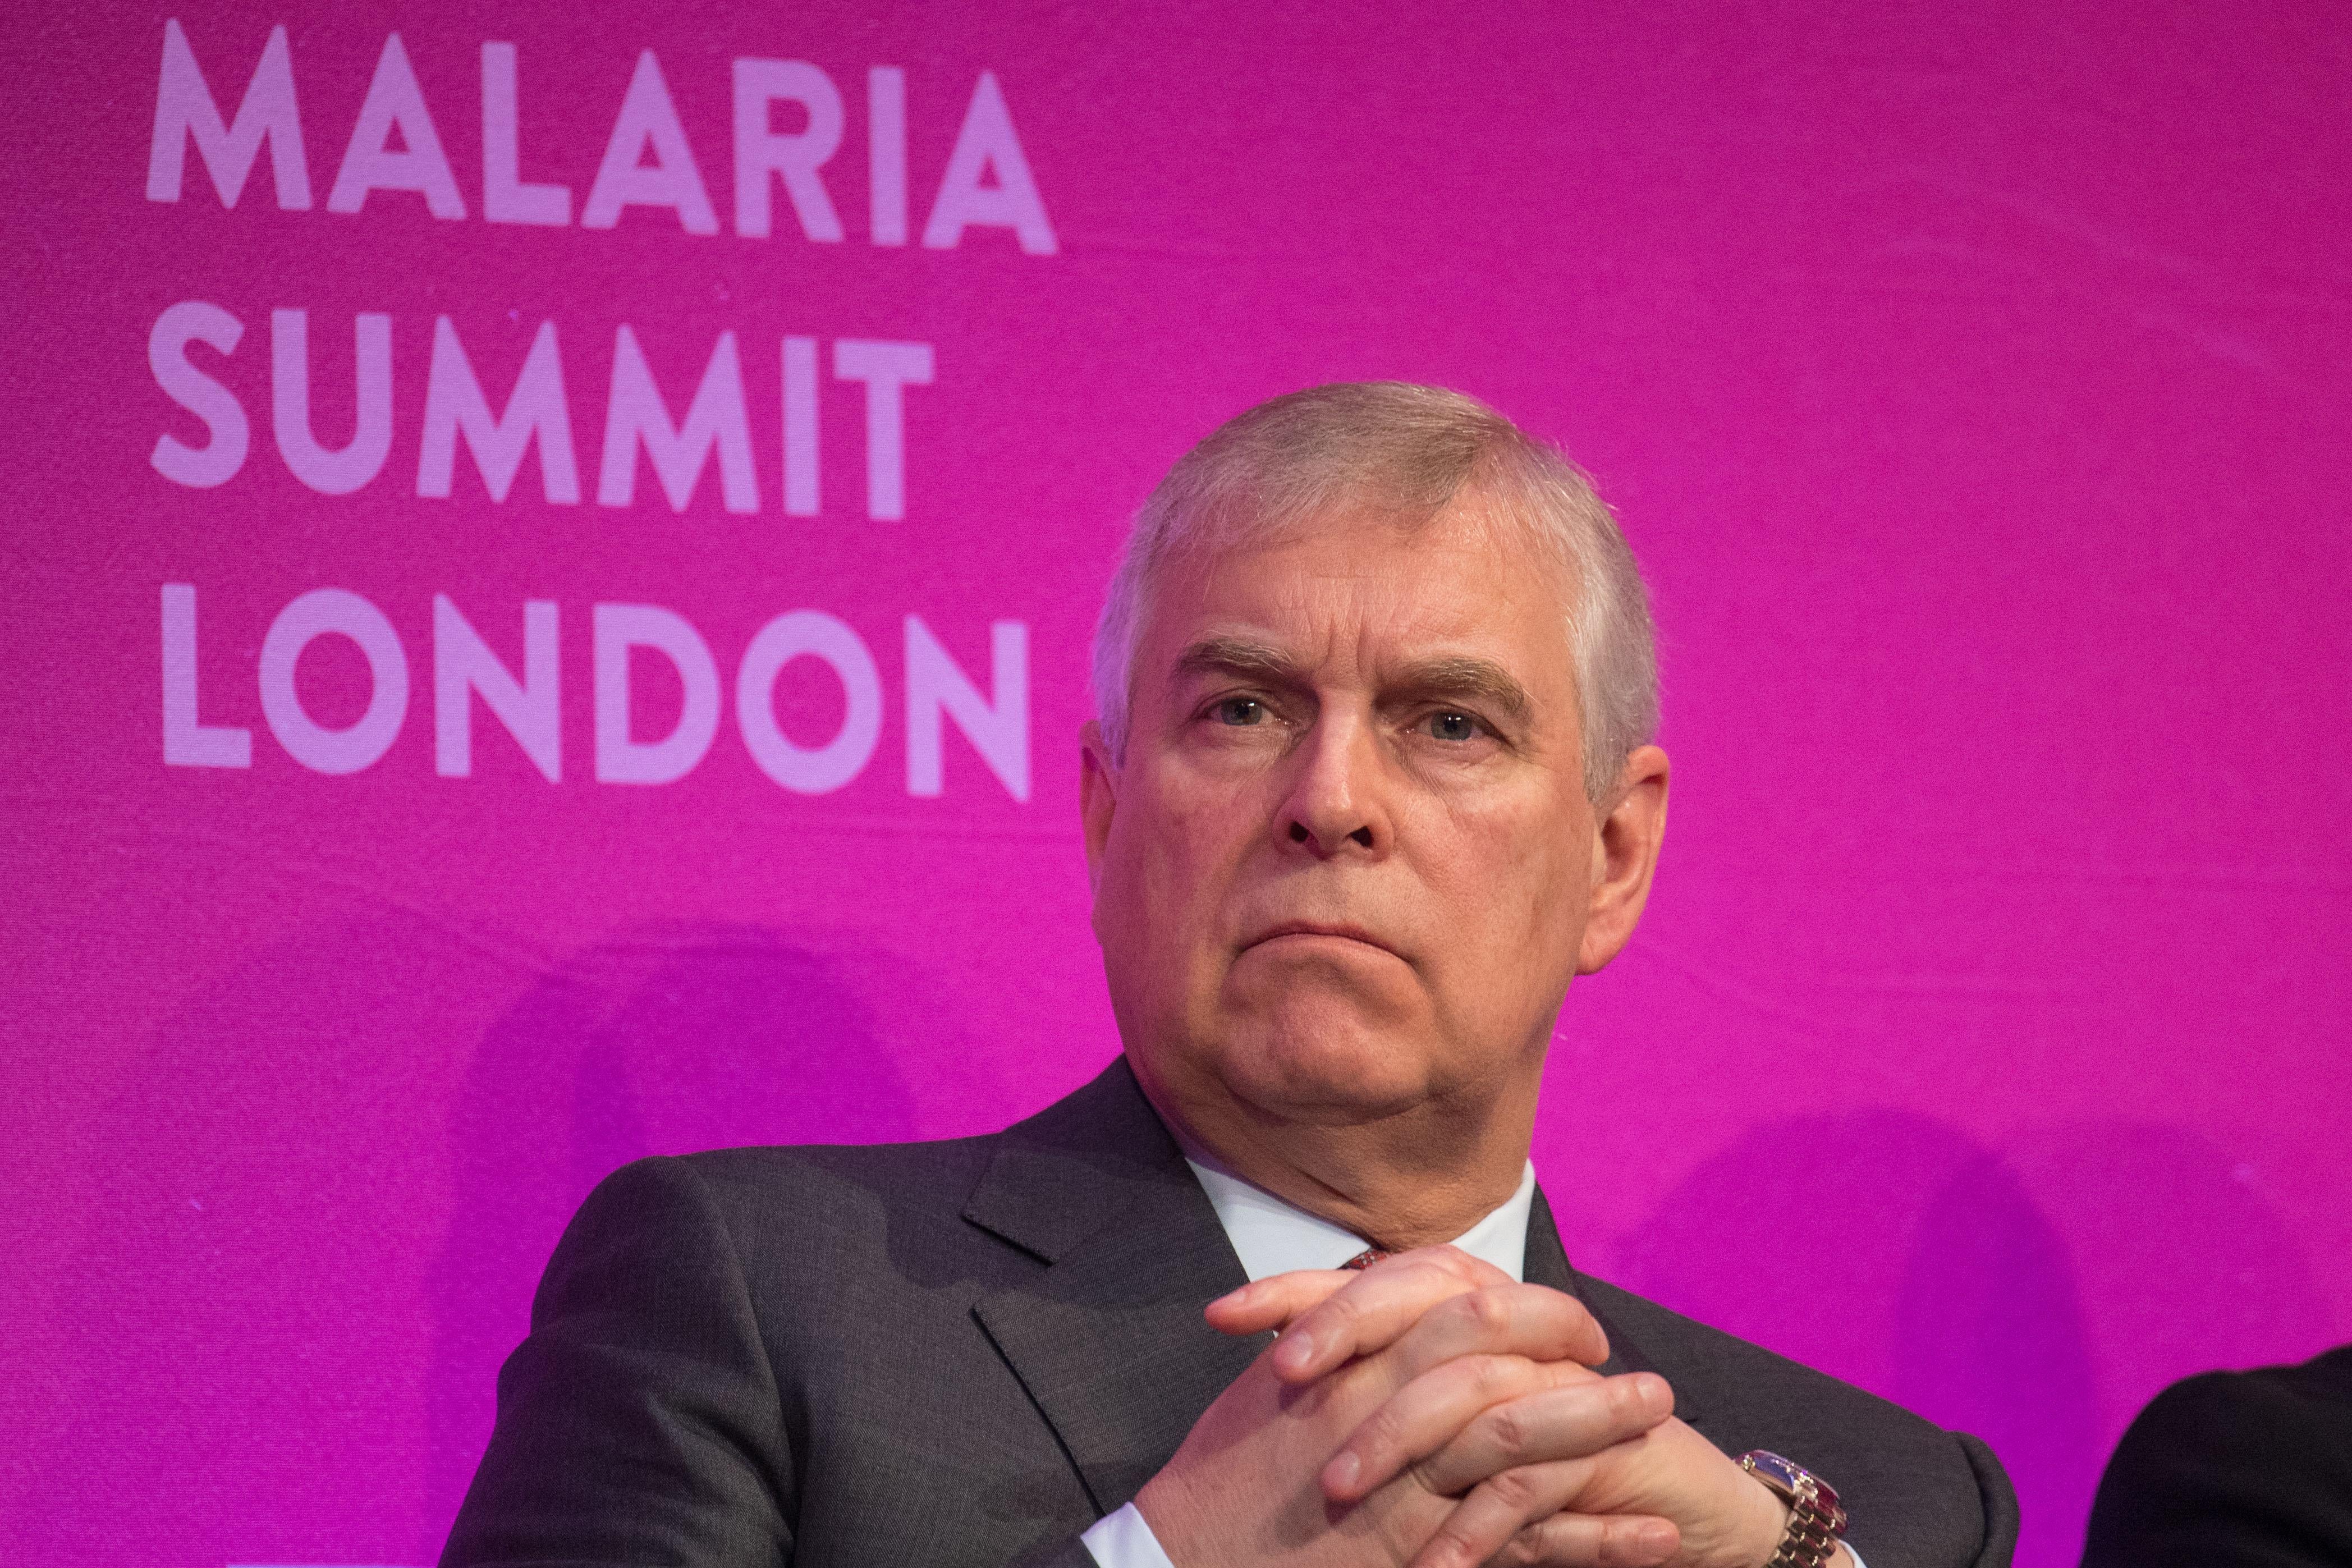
top-left (1277, 714), bottom-right (1392, 858)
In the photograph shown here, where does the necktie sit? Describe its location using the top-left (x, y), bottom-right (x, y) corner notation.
top-left (1342, 1248), bottom-right (1389, 1271)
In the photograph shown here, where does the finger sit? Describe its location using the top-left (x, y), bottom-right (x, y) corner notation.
top-left (1321, 1354), bottom-right (1586, 1501)
top-left (1489, 1509), bottom-right (1680, 1568)
top-left (1403, 1460), bottom-right (1677, 1568)
top-left (1203, 1269), bottom-right (1354, 1337)
top-left (1324, 1361), bottom-right (1656, 1502)
top-left (1260, 1248), bottom-right (1508, 1382)
top-left (1380, 1281), bottom-right (1611, 1385)
top-left (1409, 1373), bottom-right (1674, 1498)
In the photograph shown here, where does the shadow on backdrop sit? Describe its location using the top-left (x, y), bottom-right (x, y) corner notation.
top-left (1609, 1111), bottom-right (2096, 1568)
top-left (425, 923), bottom-right (916, 1534)
top-left (20, 909), bottom-right (512, 1568)
top-left (16, 915), bottom-right (914, 1568)
top-left (1905, 1120), bottom-right (2333, 1567)
top-left (1608, 1109), bottom-right (2330, 1568)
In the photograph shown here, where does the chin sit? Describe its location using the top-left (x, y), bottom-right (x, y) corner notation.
top-left (1207, 996), bottom-right (1438, 1124)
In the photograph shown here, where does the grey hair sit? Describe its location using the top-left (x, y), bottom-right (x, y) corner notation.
top-left (1090, 382), bottom-right (1659, 805)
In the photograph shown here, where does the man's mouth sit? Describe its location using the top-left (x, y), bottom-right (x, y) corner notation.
top-left (1244, 920), bottom-right (1399, 957)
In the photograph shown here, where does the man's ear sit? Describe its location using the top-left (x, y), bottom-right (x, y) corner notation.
top-left (1576, 744), bottom-right (1670, 976)
top-left (1079, 720), bottom-right (1118, 897)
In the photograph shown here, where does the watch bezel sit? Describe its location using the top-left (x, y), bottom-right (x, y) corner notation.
top-left (1743, 1449), bottom-right (1841, 1512)
top-left (1737, 1449), bottom-right (1850, 1565)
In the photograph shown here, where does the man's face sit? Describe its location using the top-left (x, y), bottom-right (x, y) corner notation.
top-left (1083, 499), bottom-right (1640, 1138)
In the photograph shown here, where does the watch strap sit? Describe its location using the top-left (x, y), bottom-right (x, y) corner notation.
top-left (1738, 1450), bottom-right (1848, 1568)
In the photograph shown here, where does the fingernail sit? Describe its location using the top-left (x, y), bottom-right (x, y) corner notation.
top-left (1276, 1329), bottom-right (1315, 1369)
top-left (1326, 1451), bottom-right (1361, 1493)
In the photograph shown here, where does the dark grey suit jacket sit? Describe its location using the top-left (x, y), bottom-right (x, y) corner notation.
top-left (444, 1058), bottom-right (2018, 1568)
top-left (2081, 1345), bottom-right (2352, 1566)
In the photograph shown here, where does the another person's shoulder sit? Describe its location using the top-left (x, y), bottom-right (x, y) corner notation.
top-left (1574, 1273), bottom-right (2015, 1566)
top-left (2121, 1343), bottom-right (2352, 1447)
top-left (2084, 1345), bottom-right (2352, 1567)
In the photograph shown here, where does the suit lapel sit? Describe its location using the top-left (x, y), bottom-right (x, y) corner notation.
top-left (1525, 1182), bottom-right (1707, 1429)
top-left (963, 1058), bottom-right (1263, 1514)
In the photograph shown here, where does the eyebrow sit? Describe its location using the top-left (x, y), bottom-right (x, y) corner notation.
top-left (1390, 655), bottom-right (1535, 731)
top-left (1173, 636), bottom-right (1303, 687)
top-left (1171, 638), bottom-right (1537, 731)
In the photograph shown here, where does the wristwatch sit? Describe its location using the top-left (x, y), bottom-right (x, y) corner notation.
top-left (1737, 1450), bottom-right (1848, 1568)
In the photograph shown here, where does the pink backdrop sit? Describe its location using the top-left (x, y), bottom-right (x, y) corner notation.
top-left (6, 4), bottom-right (2348, 1564)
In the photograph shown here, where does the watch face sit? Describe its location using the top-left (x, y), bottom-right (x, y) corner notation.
top-left (1745, 1451), bottom-right (1805, 1493)
top-left (1743, 1450), bottom-right (1844, 1513)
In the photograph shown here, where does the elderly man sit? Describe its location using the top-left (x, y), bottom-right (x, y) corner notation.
top-left (444, 384), bottom-right (2017, 1568)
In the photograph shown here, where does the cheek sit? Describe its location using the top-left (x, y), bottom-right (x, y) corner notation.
top-left (1134, 762), bottom-right (1261, 879)
top-left (1104, 767), bottom-right (1262, 960)
top-left (1419, 797), bottom-right (1588, 961)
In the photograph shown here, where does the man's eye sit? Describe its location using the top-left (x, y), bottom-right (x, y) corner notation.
top-left (1425, 710), bottom-right (1480, 742)
top-left (1212, 697), bottom-right (1266, 726)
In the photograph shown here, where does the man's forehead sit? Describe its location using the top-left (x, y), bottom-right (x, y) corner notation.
top-left (1177, 492), bottom-right (1569, 595)
top-left (1144, 507), bottom-right (1577, 673)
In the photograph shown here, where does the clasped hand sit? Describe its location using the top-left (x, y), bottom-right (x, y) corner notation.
top-left (1131, 1248), bottom-right (1792, 1568)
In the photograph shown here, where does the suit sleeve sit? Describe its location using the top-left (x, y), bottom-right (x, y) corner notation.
top-left (442, 1156), bottom-right (794, 1567)
top-left (1957, 1432), bottom-right (2020, 1568)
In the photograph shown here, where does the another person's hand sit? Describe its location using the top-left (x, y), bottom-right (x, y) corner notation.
top-left (1133, 1247), bottom-right (1681, 1566)
top-left (1202, 1249), bottom-right (1809, 1568)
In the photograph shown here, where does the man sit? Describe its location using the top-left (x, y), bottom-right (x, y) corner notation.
top-left (443, 384), bottom-right (2017, 1567)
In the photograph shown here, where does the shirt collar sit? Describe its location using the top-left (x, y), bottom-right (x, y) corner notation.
top-left (1184, 1157), bottom-right (1537, 1283)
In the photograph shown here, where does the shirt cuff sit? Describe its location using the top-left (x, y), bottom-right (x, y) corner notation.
top-left (1081, 1501), bottom-right (1177, 1568)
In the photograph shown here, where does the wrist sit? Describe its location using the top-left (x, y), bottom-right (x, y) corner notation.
top-left (1740, 1473), bottom-right (1794, 1567)
top-left (1130, 1473), bottom-right (1193, 1564)
top-left (1133, 1468), bottom-right (1230, 1568)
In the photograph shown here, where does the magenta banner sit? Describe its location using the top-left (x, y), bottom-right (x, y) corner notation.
top-left (6, 4), bottom-right (2348, 1565)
